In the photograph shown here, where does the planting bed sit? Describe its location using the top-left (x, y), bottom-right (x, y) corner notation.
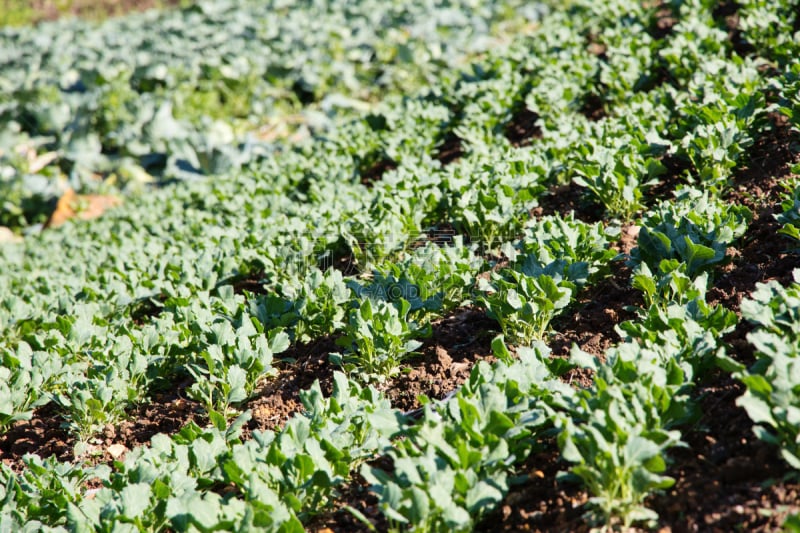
top-left (2, 0), bottom-right (800, 531)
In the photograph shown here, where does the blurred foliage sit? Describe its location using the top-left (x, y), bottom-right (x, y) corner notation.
top-left (0, 0), bottom-right (193, 27)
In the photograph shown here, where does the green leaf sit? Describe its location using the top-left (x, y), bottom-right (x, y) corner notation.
top-left (119, 483), bottom-right (151, 518)
top-left (208, 409), bottom-right (227, 431)
top-left (736, 394), bottom-right (776, 426)
top-left (491, 335), bottom-right (513, 364)
top-left (715, 353), bottom-right (745, 373)
top-left (465, 480), bottom-right (504, 513)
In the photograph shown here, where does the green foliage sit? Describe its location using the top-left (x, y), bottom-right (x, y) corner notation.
top-left (0, 454), bottom-right (109, 529)
top-left (0, 172), bottom-right (63, 229)
top-left (631, 259), bottom-right (709, 309)
top-left (618, 295), bottom-right (737, 377)
top-left (363, 344), bottom-right (573, 532)
top-left (331, 298), bottom-right (430, 382)
top-left (736, 0), bottom-right (800, 66)
top-left (0, 0), bottom-right (531, 229)
top-left (161, 286), bottom-right (291, 418)
top-left (631, 187), bottom-right (751, 278)
top-left (775, 178), bottom-right (800, 247)
top-left (560, 340), bottom-right (692, 528)
top-left (479, 269), bottom-right (573, 345)
top-left (344, 238), bottom-right (484, 328)
top-left (560, 412), bottom-right (678, 528)
top-left (445, 162), bottom-right (544, 250)
top-left (735, 331), bottom-right (800, 469)
top-left (786, 512), bottom-right (800, 532)
top-left (732, 273), bottom-right (800, 470)
top-left (573, 128), bottom-right (666, 219)
top-left (1, 0), bottom-right (798, 530)
top-left (779, 61), bottom-right (800, 133)
top-left (0, 342), bottom-right (62, 431)
top-left (54, 374), bottom-right (134, 442)
top-left (740, 272), bottom-right (800, 337)
top-left (281, 268), bottom-right (351, 343)
top-left (677, 91), bottom-right (767, 192)
top-left (0, 373), bottom-right (404, 531)
top-left (514, 213), bottom-right (619, 287)
top-left (0, 0), bottom-right (194, 27)
top-left (186, 318), bottom-right (289, 418)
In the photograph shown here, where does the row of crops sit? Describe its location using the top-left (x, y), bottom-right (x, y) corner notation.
top-left (1, 0), bottom-right (800, 530)
top-left (0, 0), bottom-right (536, 229)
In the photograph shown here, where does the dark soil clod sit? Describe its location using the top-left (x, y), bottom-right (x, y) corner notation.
top-left (435, 132), bottom-right (465, 166)
top-left (532, 182), bottom-right (605, 223)
top-left (504, 106), bottom-right (542, 147)
top-left (359, 157), bottom-right (398, 187)
top-left (579, 92), bottom-right (606, 122)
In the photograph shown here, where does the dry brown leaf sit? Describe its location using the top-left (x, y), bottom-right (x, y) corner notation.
top-left (46, 188), bottom-right (123, 228)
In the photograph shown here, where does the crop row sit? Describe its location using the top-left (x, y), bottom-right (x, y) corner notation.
top-left (0, 0), bottom-right (535, 228)
top-left (0, 185), bottom-right (784, 529)
top-left (1, 0), bottom-right (800, 530)
top-left (3, 0), bottom-right (798, 440)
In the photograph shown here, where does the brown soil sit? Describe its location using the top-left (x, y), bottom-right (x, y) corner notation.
top-left (0, 379), bottom-right (203, 471)
top-left (587, 41), bottom-right (608, 61)
top-left (711, 0), bottom-right (757, 59)
top-left (129, 293), bottom-right (167, 324)
top-left (247, 308), bottom-right (498, 434)
top-left (532, 182), bottom-right (605, 223)
top-left (227, 270), bottom-right (269, 295)
top-left (649, 371), bottom-right (800, 532)
top-left (307, 310), bottom-right (498, 531)
top-left (549, 223), bottom-right (639, 381)
top-left (383, 309), bottom-right (498, 412)
top-left (549, 264), bottom-right (640, 387)
top-left (0, 309), bottom-right (496, 472)
top-left (480, 370), bottom-right (800, 533)
top-left (306, 470), bottom-right (389, 533)
top-left (435, 131), bottom-right (465, 166)
top-left (504, 106), bottom-right (542, 147)
top-left (475, 447), bottom-right (590, 533)
top-left (0, 403), bottom-right (72, 469)
top-left (579, 91), bottom-right (607, 122)
top-left (465, 230), bottom-right (645, 532)
top-left (644, 151), bottom-right (694, 203)
top-left (650, 3), bottom-right (679, 40)
top-left (425, 222), bottom-right (460, 247)
top-left (710, 114), bottom-right (800, 311)
top-left (359, 157), bottom-right (398, 188)
top-left (247, 335), bottom-right (339, 433)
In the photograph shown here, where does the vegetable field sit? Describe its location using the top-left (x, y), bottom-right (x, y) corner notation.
top-left (1, 0), bottom-right (799, 530)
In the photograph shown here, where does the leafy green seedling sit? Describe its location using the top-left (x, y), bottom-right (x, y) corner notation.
top-left (631, 187), bottom-right (750, 278)
top-left (331, 298), bottom-right (430, 382)
top-left (480, 269), bottom-right (573, 344)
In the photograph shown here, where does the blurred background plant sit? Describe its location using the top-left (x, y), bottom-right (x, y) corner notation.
top-left (0, 0), bottom-right (193, 26)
